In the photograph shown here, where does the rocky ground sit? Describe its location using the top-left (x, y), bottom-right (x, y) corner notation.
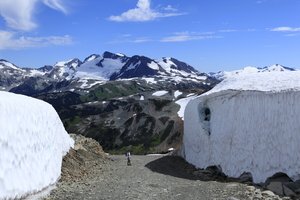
top-left (42, 137), bottom-right (291, 200)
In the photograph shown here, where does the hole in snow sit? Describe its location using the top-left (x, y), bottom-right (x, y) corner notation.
top-left (204, 107), bottom-right (211, 121)
top-left (198, 106), bottom-right (211, 136)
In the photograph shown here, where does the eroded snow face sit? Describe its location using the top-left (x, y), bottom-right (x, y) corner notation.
top-left (0, 91), bottom-right (74, 199)
top-left (183, 90), bottom-right (300, 183)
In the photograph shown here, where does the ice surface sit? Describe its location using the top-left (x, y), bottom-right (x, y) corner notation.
top-left (183, 72), bottom-right (300, 183)
top-left (0, 91), bottom-right (73, 199)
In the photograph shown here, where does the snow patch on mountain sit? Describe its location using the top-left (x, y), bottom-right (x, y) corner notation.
top-left (157, 57), bottom-right (175, 73)
top-left (84, 54), bottom-right (101, 62)
top-left (141, 77), bottom-right (157, 84)
top-left (174, 90), bottom-right (183, 98)
top-left (147, 61), bottom-right (160, 70)
top-left (152, 90), bottom-right (168, 97)
top-left (0, 91), bottom-right (73, 199)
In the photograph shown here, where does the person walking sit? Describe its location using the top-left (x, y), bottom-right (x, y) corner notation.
top-left (126, 152), bottom-right (131, 166)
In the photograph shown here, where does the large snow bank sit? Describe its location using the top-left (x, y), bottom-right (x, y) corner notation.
top-left (0, 91), bottom-right (74, 199)
top-left (183, 72), bottom-right (300, 183)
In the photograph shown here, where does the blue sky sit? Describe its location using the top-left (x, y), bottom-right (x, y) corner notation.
top-left (0, 0), bottom-right (300, 72)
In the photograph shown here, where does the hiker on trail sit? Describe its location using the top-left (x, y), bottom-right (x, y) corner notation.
top-left (126, 152), bottom-right (131, 166)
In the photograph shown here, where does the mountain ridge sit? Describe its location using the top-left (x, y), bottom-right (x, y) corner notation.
top-left (0, 51), bottom-right (212, 93)
top-left (210, 64), bottom-right (296, 80)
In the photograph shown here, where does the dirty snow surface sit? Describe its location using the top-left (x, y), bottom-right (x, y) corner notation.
top-left (0, 91), bottom-right (73, 199)
top-left (184, 71), bottom-right (300, 183)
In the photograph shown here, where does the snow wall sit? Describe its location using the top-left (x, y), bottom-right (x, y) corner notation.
top-left (0, 91), bottom-right (74, 199)
top-left (183, 89), bottom-right (300, 183)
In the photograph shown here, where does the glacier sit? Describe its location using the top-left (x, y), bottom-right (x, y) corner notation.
top-left (0, 91), bottom-right (74, 199)
top-left (183, 71), bottom-right (300, 183)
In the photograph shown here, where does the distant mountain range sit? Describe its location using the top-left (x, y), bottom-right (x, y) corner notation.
top-left (209, 64), bottom-right (296, 80)
top-left (1, 52), bottom-right (296, 98)
top-left (0, 51), bottom-right (213, 94)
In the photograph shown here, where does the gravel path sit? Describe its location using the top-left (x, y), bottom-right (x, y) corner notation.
top-left (44, 155), bottom-right (287, 200)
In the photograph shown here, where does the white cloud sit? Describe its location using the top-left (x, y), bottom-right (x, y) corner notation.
top-left (0, 0), bottom-right (67, 31)
top-left (43, 0), bottom-right (67, 14)
top-left (270, 27), bottom-right (300, 32)
top-left (163, 5), bottom-right (178, 12)
top-left (0, 30), bottom-right (72, 50)
top-left (132, 37), bottom-right (152, 43)
top-left (160, 32), bottom-right (221, 42)
top-left (108, 0), bottom-right (185, 22)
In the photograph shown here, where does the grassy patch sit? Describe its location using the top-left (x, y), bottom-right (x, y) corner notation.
top-left (80, 82), bottom-right (140, 102)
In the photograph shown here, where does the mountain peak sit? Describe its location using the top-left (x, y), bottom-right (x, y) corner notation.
top-left (55, 58), bottom-right (82, 70)
top-left (102, 51), bottom-right (127, 59)
top-left (83, 54), bottom-right (101, 63)
top-left (261, 64), bottom-right (295, 72)
top-left (0, 59), bottom-right (19, 70)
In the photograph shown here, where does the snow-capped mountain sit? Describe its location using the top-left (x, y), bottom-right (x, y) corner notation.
top-left (78, 52), bottom-right (129, 80)
top-left (111, 55), bottom-right (205, 80)
top-left (211, 64), bottom-right (296, 80)
top-left (0, 59), bottom-right (49, 90)
top-left (0, 52), bottom-right (212, 93)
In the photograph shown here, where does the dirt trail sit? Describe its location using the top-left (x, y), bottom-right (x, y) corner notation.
top-left (44, 155), bottom-right (286, 200)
